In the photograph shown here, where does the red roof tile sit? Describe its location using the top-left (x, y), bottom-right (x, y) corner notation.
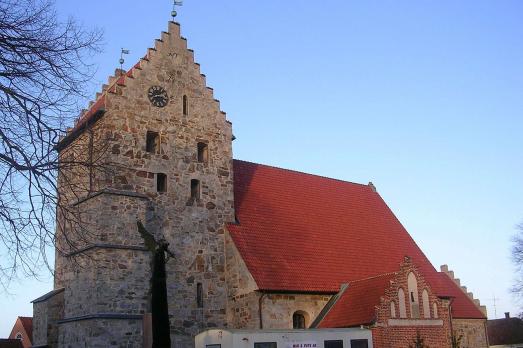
top-left (228, 160), bottom-right (485, 320)
top-left (318, 273), bottom-right (396, 328)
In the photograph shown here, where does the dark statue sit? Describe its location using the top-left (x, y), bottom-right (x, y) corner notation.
top-left (137, 221), bottom-right (173, 348)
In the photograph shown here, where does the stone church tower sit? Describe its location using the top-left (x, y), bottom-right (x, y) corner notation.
top-left (33, 21), bottom-right (235, 347)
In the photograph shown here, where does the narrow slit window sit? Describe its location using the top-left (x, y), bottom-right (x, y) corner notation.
top-left (197, 282), bottom-right (203, 308)
top-left (157, 173), bottom-right (167, 192)
top-left (146, 131), bottom-right (159, 153)
top-left (183, 95), bottom-right (188, 115)
top-left (197, 142), bottom-right (208, 163)
top-left (191, 179), bottom-right (200, 199)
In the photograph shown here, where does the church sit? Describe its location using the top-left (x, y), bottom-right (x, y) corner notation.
top-left (31, 21), bottom-right (489, 348)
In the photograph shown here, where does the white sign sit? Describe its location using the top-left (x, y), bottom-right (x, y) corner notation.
top-left (286, 342), bottom-right (318, 348)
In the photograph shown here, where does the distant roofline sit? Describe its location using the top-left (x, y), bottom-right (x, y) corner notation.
top-left (257, 288), bottom-right (338, 295)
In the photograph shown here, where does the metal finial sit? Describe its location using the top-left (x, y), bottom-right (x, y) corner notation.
top-left (172, 0), bottom-right (183, 19)
top-left (119, 48), bottom-right (130, 73)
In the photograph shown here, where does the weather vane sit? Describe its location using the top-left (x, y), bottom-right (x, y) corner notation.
top-left (171, 0), bottom-right (183, 20)
top-left (119, 48), bottom-right (130, 73)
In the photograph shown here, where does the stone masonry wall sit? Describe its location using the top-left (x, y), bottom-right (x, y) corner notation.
top-left (32, 301), bottom-right (47, 346)
top-left (227, 291), bottom-right (331, 330)
top-left (32, 290), bottom-right (64, 347)
top-left (58, 319), bottom-right (143, 348)
top-left (55, 192), bottom-right (151, 348)
top-left (453, 319), bottom-right (489, 348)
top-left (372, 258), bottom-right (452, 348)
top-left (260, 293), bottom-right (331, 329)
top-left (225, 230), bottom-right (259, 328)
top-left (52, 20), bottom-right (235, 347)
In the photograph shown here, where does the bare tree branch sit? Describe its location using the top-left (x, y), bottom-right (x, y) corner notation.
top-left (0, 0), bottom-right (103, 289)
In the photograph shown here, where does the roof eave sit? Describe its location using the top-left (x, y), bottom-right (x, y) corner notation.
top-left (55, 108), bottom-right (106, 152)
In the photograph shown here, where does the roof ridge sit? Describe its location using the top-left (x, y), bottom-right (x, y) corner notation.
top-left (233, 158), bottom-right (371, 188)
top-left (349, 271), bottom-right (397, 284)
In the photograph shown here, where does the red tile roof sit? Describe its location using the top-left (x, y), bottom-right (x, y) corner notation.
top-left (318, 273), bottom-right (396, 328)
top-left (228, 160), bottom-right (485, 320)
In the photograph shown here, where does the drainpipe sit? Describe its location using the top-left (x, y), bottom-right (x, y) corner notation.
top-left (483, 317), bottom-right (490, 347)
top-left (259, 293), bottom-right (267, 329)
top-left (448, 298), bottom-right (454, 348)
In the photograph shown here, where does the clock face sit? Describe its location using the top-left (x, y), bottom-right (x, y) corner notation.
top-left (147, 86), bottom-right (169, 107)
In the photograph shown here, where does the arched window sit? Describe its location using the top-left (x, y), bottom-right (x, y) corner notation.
top-left (183, 95), bottom-right (188, 115)
top-left (407, 272), bottom-right (420, 318)
top-left (433, 302), bottom-right (438, 318)
top-left (398, 288), bottom-right (407, 318)
top-left (390, 301), bottom-right (397, 318)
top-left (422, 289), bottom-right (430, 318)
top-left (293, 311), bottom-right (307, 329)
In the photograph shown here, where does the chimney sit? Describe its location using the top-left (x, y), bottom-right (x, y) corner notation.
top-left (505, 312), bottom-right (510, 319)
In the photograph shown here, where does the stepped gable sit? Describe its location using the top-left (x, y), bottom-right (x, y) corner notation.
top-left (57, 21), bottom-right (227, 151)
top-left (227, 159), bottom-right (486, 319)
top-left (440, 264), bottom-right (488, 317)
top-left (437, 272), bottom-right (486, 319)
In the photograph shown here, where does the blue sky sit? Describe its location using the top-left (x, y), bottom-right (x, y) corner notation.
top-left (1, 0), bottom-right (523, 336)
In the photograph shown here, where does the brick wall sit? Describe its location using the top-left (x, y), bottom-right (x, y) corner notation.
top-left (372, 258), bottom-right (452, 348)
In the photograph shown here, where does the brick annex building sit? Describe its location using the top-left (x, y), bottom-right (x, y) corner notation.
top-left (32, 21), bottom-right (489, 347)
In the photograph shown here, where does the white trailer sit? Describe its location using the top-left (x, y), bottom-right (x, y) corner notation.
top-left (195, 328), bottom-right (373, 348)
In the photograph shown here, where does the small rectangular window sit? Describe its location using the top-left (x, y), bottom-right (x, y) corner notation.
top-left (197, 282), bottom-right (203, 308)
top-left (191, 179), bottom-right (200, 199)
top-left (157, 173), bottom-right (167, 192)
top-left (183, 95), bottom-right (188, 115)
top-left (197, 142), bottom-right (208, 163)
top-left (350, 339), bottom-right (369, 348)
top-left (325, 340), bottom-right (343, 348)
top-left (206, 345), bottom-right (221, 348)
top-left (146, 131), bottom-right (159, 153)
top-left (254, 343), bottom-right (277, 348)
